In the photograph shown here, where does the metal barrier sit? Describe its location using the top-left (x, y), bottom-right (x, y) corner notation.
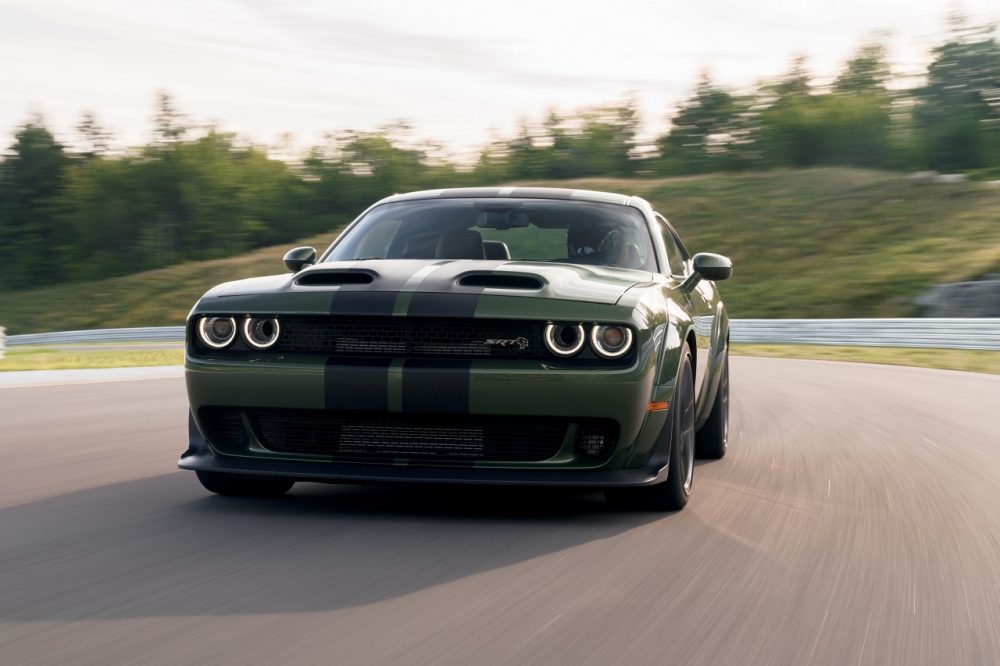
top-left (4, 319), bottom-right (999, 351)
top-left (7, 326), bottom-right (185, 346)
top-left (730, 318), bottom-right (1000, 350)
top-left (0, 325), bottom-right (5, 360)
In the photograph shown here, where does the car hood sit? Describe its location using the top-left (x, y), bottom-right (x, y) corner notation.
top-left (203, 260), bottom-right (653, 306)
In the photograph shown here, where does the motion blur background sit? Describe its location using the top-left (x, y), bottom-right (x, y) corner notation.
top-left (5, 8), bottom-right (1000, 664)
top-left (1, 0), bottom-right (998, 334)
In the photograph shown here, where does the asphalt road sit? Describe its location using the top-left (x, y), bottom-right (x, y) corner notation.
top-left (2, 357), bottom-right (999, 665)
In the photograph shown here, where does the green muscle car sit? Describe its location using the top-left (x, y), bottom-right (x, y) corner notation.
top-left (180, 187), bottom-right (732, 510)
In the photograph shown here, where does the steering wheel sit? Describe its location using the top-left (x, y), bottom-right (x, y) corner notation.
top-left (595, 229), bottom-right (622, 265)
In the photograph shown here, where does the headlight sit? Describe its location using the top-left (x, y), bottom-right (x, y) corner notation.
top-left (543, 323), bottom-right (585, 357)
top-left (197, 316), bottom-right (237, 349)
top-left (590, 325), bottom-right (633, 358)
top-left (243, 316), bottom-right (280, 349)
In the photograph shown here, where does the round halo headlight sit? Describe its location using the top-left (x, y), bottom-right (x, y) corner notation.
top-left (197, 316), bottom-right (237, 349)
top-left (590, 325), bottom-right (633, 359)
top-left (242, 316), bottom-right (280, 349)
top-left (543, 323), bottom-right (586, 357)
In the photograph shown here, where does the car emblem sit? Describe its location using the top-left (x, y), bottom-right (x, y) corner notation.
top-left (484, 337), bottom-right (529, 350)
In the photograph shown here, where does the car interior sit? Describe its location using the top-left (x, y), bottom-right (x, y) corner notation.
top-left (331, 200), bottom-right (656, 271)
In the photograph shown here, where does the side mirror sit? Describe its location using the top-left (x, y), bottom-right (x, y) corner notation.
top-left (692, 252), bottom-right (732, 281)
top-left (283, 246), bottom-right (317, 273)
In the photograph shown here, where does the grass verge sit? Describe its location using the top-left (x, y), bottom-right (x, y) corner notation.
top-left (732, 344), bottom-right (1000, 374)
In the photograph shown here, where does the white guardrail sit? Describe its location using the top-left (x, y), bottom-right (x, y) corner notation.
top-left (7, 326), bottom-right (186, 346)
top-left (3, 319), bottom-right (999, 350)
top-left (730, 318), bottom-right (1000, 350)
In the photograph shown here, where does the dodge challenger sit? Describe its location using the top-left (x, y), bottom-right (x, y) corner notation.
top-left (180, 187), bottom-right (732, 510)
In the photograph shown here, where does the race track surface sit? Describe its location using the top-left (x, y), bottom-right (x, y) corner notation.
top-left (2, 357), bottom-right (999, 664)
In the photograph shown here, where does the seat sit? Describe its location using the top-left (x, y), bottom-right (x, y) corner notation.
top-left (400, 233), bottom-right (438, 259)
top-left (435, 229), bottom-right (486, 259)
top-left (483, 240), bottom-right (512, 260)
top-left (617, 242), bottom-right (644, 269)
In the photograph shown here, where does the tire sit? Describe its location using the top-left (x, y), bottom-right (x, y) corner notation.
top-left (695, 347), bottom-right (729, 460)
top-left (605, 350), bottom-right (695, 512)
top-left (195, 470), bottom-right (295, 497)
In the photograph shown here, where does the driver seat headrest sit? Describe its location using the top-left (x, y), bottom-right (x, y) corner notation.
top-left (435, 229), bottom-right (485, 260)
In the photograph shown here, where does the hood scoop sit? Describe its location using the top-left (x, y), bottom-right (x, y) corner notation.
top-left (458, 273), bottom-right (543, 290)
top-left (296, 270), bottom-right (375, 286)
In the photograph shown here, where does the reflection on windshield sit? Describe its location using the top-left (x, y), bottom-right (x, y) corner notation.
top-left (326, 199), bottom-right (656, 271)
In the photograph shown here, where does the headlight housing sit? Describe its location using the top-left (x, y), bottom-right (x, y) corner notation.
top-left (243, 316), bottom-right (281, 349)
top-left (197, 316), bottom-right (237, 349)
top-left (590, 324), bottom-right (633, 358)
top-left (543, 323), bottom-right (586, 357)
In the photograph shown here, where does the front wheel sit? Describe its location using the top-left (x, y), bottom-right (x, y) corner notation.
top-left (696, 347), bottom-right (729, 459)
top-left (605, 350), bottom-right (695, 512)
top-left (195, 471), bottom-right (295, 497)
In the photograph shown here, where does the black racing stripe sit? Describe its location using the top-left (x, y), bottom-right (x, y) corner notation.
top-left (325, 358), bottom-right (392, 411)
top-left (406, 292), bottom-right (481, 318)
top-left (329, 290), bottom-right (397, 316)
top-left (401, 360), bottom-right (473, 413)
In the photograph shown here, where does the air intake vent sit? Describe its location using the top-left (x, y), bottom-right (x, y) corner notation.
top-left (458, 273), bottom-right (543, 290)
top-left (296, 271), bottom-right (375, 286)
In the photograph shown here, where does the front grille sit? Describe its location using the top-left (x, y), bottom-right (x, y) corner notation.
top-left (198, 408), bottom-right (248, 453)
top-left (200, 407), bottom-right (619, 464)
top-left (251, 410), bottom-right (568, 462)
top-left (276, 317), bottom-right (545, 359)
top-left (189, 316), bottom-right (637, 366)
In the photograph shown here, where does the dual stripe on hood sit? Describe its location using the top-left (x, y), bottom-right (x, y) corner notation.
top-left (324, 260), bottom-right (484, 414)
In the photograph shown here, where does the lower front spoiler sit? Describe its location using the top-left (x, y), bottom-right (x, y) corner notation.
top-left (178, 452), bottom-right (669, 488)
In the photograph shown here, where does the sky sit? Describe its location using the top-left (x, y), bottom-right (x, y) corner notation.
top-left (1, 0), bottom-right (998, 160)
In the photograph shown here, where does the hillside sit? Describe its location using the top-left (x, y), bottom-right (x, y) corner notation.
top-left (1, 168), bottom-right (998, 334)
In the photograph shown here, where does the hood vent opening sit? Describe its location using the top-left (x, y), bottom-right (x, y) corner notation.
top-left (296, 271), bottom-right (375, 286)
top-left (458, 273), bottom-right (544, 290)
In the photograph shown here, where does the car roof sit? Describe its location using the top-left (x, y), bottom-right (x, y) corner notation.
top-left (375, 187), bottom-right (654, 215)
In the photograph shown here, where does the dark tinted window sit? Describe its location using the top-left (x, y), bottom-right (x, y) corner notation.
top-left (327, 199), bottom-right (657, 271)
top-left (655, 214), bottom-right (687, 276)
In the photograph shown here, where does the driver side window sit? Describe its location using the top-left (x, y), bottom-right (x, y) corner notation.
top-left (655, 214), bottom-right (688, 277)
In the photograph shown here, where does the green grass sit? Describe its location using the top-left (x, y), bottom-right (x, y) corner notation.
top-left (0, 347), bottom-right (183, 371)
top-left (732, 344), bottom-right (1000, 374)
top-left (555, 169), bottom-right (1000, 319)
top-left (0, 168), bottom-right (998, 334)
top-left (0, 230), bottom-right (340, 334)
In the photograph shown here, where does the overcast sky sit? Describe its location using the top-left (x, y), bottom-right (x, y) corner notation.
top-left (2, 0), bottom-right (998, 159)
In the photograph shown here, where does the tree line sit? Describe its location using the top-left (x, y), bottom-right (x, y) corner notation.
top-left (1, 15), bottom-right (997, 289)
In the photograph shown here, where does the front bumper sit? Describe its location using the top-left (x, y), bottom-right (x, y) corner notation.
top-left (182, 333), bottom-right (674, 486)
top-left (178, 449), bottom-right (670, 488)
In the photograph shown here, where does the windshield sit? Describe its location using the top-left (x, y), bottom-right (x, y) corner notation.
top-left (325, 198), bottom-right (657, 271)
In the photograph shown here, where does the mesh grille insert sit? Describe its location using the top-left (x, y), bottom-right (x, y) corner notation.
top-left (199, 408), bottom-right (620, 464)
top-left (576, 422), bottom-right (619, 460)
top-left (247, 409), bottom-right (575, 463)
top-left (276, 317), bottom-right (545, 359)
top-left (199, 408), bottom-right (248, 452)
